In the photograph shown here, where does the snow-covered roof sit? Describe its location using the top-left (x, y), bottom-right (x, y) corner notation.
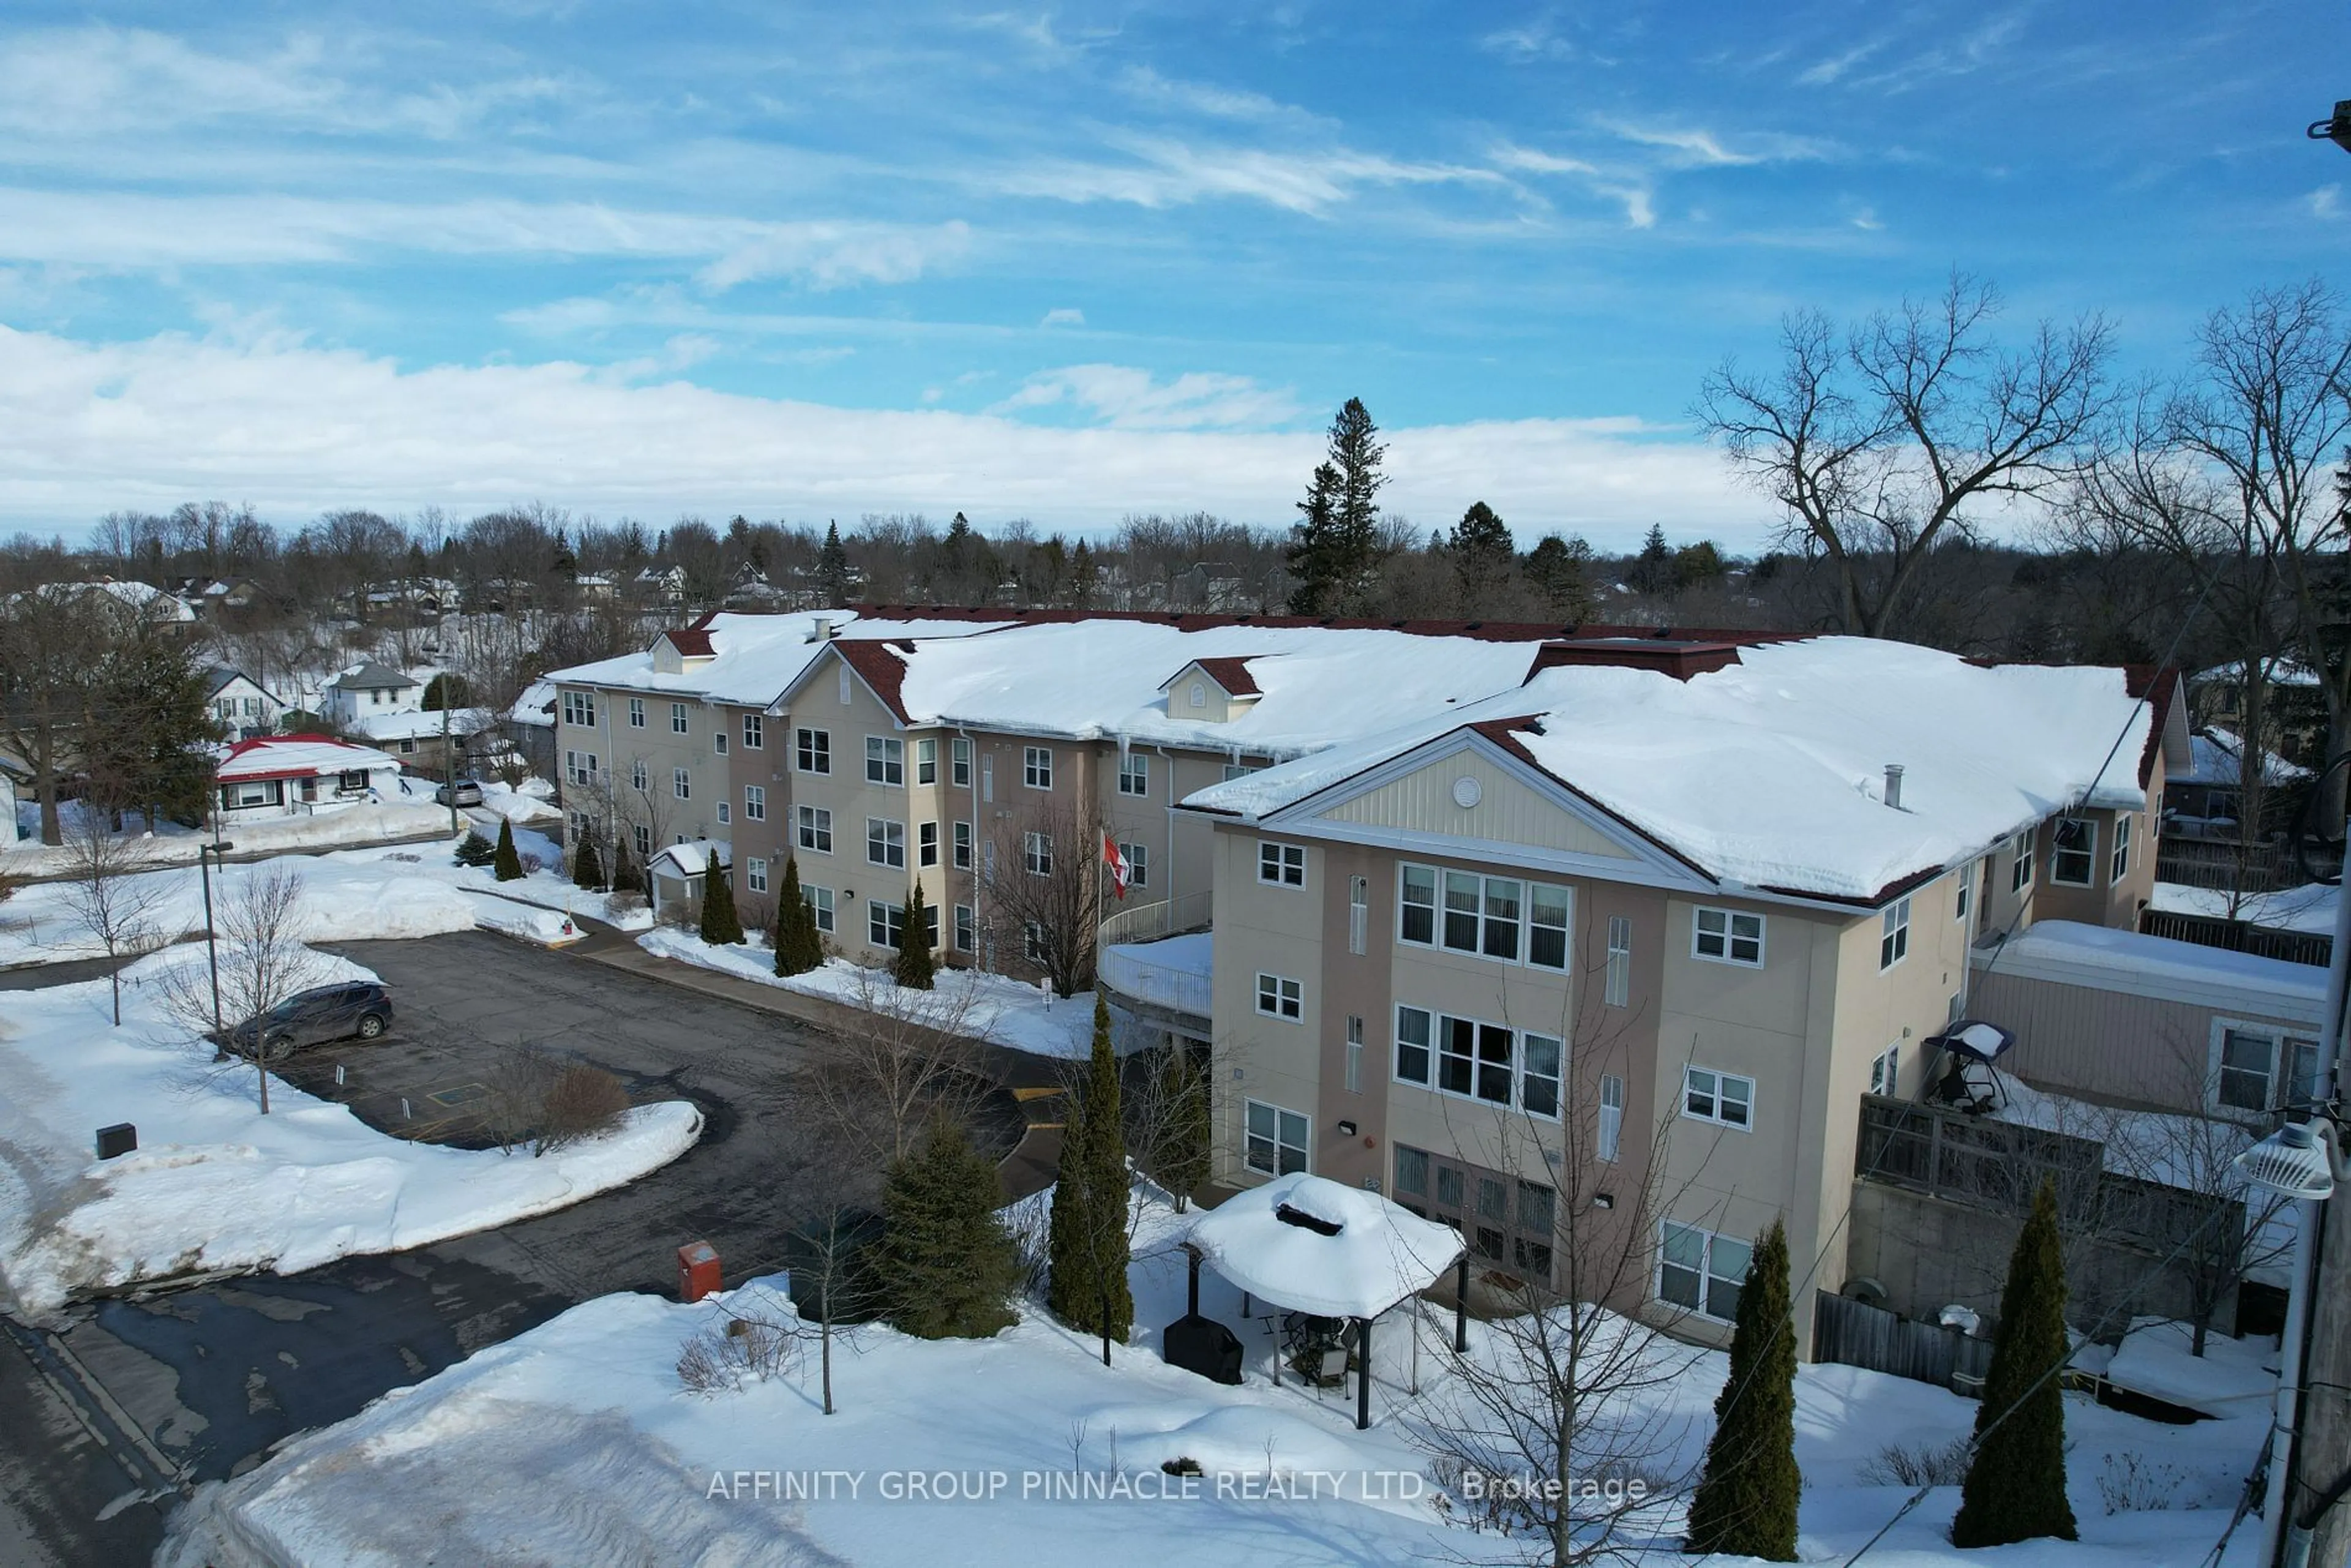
top-left (216, 734), bottom-right (404, 781)
top-left (814, 619), bottom-right (1570, 757)
top-left (203, 666), bottom-right (276, 699)
top-left (1978, 918), bottom-right (2325, 1023)
top-left (350, 708), bottom-right (495, 743)
top-left (1183, 639), bottom-right (2173, 902)
top-left (2178, 728), bottom-right (2309, 788)
top-left (2192, 658), bottom-right (2322, 689)
top-left (647, 839), bottom-right (730, 877)
top-left (1184, 1172), bottom-right (1464, 1320)
top-left (546, 609), bottom-right (1018, 706)
top-left (324, 661), bottom-right (419, 692)
top-left (508, 678), bottom-right (558, 727)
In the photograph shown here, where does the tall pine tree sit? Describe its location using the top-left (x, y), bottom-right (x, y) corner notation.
top-left (1446, 500), bottom-right (1515, 609)
top-left (879, 1116), bottom-right (1022, 1340)
top-left (609, 837), bottom-right (642, 894)
top-left (492, 817), bottom-right (525, 881)
top-left (1048, 995), bottom-right (1133, 1360)
top-left (1952, 1179), bottom-right (2078, 1547)
top-left (1685, 1218), bottom-right (1801, 1561)
top-left (699, 852), bottom-right (744, 945)
top-left (1146, 1042), bottom-right (1210, 1212)
top-left (894, 880), bottom-right (936, 988)
top-left (775, 856), bottom-right (823, 975)
top-left (572, 836), bottom-right (603, 890)
top-left (1286, 399), bottom-right (1389, 615)
top-left (818, 521), bottom-right (850, 604)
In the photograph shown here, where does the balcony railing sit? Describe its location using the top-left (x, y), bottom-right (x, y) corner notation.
top-left (1098, 888), bottom-right (1213, 947)
top-left (1097, 889), bottom-right (1215, 1022)
top-left (1098, 942), bottom-right (1213, 1021)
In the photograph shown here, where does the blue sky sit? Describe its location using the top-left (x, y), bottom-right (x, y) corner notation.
top-left (0, 1), bottom-right (2342, 548)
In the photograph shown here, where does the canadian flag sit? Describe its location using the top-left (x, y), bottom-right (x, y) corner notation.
top-left (1101, 832), bottom-right (1131, 899)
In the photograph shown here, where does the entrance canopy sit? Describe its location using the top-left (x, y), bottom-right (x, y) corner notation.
top-left (1183, 1172), bottom-right (1464, 1320)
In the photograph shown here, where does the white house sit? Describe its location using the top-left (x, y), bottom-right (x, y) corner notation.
top-left (204, 667), bottom-right (286, 741)
top-left (214, 735), bottom-right (404, 820)
top-left (320, 662), bottom-right (422, 725)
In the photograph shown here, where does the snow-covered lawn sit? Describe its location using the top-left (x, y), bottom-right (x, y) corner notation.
top-left (0, 947), bottom-right (702, 1321)
top-left (1, 797), bottom-right (452, 880)
top-left (639, 928), bottom-right (1108, 1059)
top-left (160, 1190), bottom-right (2268, 1568)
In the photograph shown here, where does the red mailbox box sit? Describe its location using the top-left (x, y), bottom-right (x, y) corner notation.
top-left (678, 1240), bottom-right (721, 1303)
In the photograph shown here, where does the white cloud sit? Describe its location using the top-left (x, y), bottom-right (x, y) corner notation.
top-left (1490, 143), bottom-right (1600, 178)
top-left (0, 326), bottom-right (1753, 546)
top-left (1597, 120), bottom-right (1835, 168)
top-left (993, 136), bottom-right (1507, 216)
top-left (1480, 16), bottom-right (1578, 64)
top-left (1039, 307), bottom-right (1086, 327)
top-left (1798, 39), bottom-right (1890, 86)
top-left (0, 188), bottom-right (968, 288)
top-left (2309, 186), bottom-right (2342, 220)
top-left (1117, 66), bottom-right (1293, 122)
top-left (991, 364), bottom-right (1299, 430)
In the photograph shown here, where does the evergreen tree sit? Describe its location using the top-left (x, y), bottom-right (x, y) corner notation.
top-left (609, 838), bottom-right (642, 894)
top-left (1523, 533), bottom-right (1597, 620)
top-left (455, 828), bottom-right (497, 868)
top-left (893, 880), bottom-right (936, 988)
top-left (699, 852), bottom-right (744, 945)
top-left (1286, 399), bottom-right (1389, 615)
top-left (1147, 1043), bottom-right (1210, 1212)
top-left (1674, 539), bottom-right (1728, 591)
top-left (1067, 538), bottom-right (1098, 609)
top-left (1952, 1180), bottom-right (2078, 1548)
top-left (84, 630), bottom-right (219, 827)
top-left (879, 1117), bottom-right (1022, 1340)
top-left (421, 672), bottom-right (471, 710)
top-left (572, 836), bottom-right (602, 890)
top-left (1446, 501), bottom-right (1515, 608)
top-left (818, 521), bottom-right (851, 604)
top-left (775, 856), bottom-right (822, 975)
top-left (1629, 523), bottom-right (1676, 596)
top-left (492, 817), bottom-right (524, 881)
top-left (1685, 1218), bottom-right (1801, 1561)
top-left (1049, 995), bottom-right (1134, 1359)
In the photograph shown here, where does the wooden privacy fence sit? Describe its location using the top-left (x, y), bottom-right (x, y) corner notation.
top-left (2137, 907), bottom-right (2330, 969)
top-left (1812, 1289), bottom-right (1994, 1391)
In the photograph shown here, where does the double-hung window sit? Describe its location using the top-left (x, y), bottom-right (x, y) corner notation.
top-left (867, 818), bottom-right (906, 869)
top-left (915, 738), bottom-right (937, 785)
top-left (1528, 883), bottom-right (1569, 970)
top-left (741, 714), bottom-right (763, 750)
top-left (1244, 1100), bottom-right (1309, 1177)
top-left (954, 904), bottom-right (975, 953)
top-left (744, 785), bottom-right (765, 822)
top-left (1349, 876), bottom-right (1368, 955)
top-left (1660, 1223), bottom-right (1752, 1322)
top-left (2111, 814), bottom-right (2133, 882)
top-left (1022, 746), bottom-right (1053, 789)
top-left (1399, 863), bottom-right (1563, 966)
top-left (866, 736), bottom-right (904, 786)
top-left (2216, 1023), bottom-right (2322, 1115)
top-left (670, 702), bottom-right (689, 735)
top-left (797, 806), bottom-right (832, 853)
top-left (628, 697), bottom-right (645, 729)
top-left (796, 728), bottom-right (830, 774)
top-left (1023, 831), bottom-right (1053, 876)
top-left (1598, 1075), bottom-right (1625, 1162)
top-left (1955, 861), bottom-right (1974, 923)
top-left (2010, 829), bottom-right (2035, 893)
top-left (565, 749), bottom-right (599, 787)
top-left (1118, 841), bottom-right (1148, 888)
top-left (1400, 864), bottom-right (1436, 943)
top-left (1683, 1067), bottom-right (1754, 1130)
top-left (745, 858), bottom-right (768, 895)
top-left (918, 822), bottom-right (939, 868)
top-left (1692, 907), bottom-right (1763, 967)
top-left (716, 800), bottom-right (730, 826)
top-left (1255, 972), bottom-right (1303, 1021)
top-left (869, 900), bottom-right (904, 950)
top-left (1439, 1016), bottom-right (1515, 1104)
top-left (1118, 752), bottom-right (1149, 797)
top-left (953, 821), bottom-right (972, 870)
top-left (1880, 896), bottom-right (1911, 970)
top-left (1259, 841), bottom-right (1305, 887)
top-left (713, 729), bottom-right (727, 757)
top-left (951, 738), bottom-right (972, 787)
top-left (2052, 817), bottom-right (2096, 885)
top-left (563, 691), bottom-right (595, 726)
top-left (672, 767), bottom-right (691, 800)
top-left (803, 884), bottom-right (835, 933)
top-left (1392, 1004), bottom-right (1561, 1119)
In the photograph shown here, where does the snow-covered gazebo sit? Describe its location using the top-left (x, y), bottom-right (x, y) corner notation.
top-left (1177, 1172), bottom-right (1467, 1428)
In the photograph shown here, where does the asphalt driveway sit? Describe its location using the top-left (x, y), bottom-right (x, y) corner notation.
top-left (7, 926), bottom-right (1033, 1562)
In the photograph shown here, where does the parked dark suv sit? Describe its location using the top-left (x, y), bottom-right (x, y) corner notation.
top-left (219, 982), bottom-right (395, 1061)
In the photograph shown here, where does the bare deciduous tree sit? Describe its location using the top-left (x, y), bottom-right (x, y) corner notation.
top-left (984, 794), bottom-right (1108, 997)
top-left (804, 966), bottom-right (989, 1165)
top-left (154, 863), bottom-right (329, 1114)
top-left (58, 807), bottom-right (170, 1026)
top-left (1697, 273), bottom-right (2113, 637)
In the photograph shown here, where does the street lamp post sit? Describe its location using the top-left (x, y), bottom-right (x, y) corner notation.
top-left (2240, 1122), bottom-right (2351, 1568)
top-left (197, 836), bottom-right (236, 1047)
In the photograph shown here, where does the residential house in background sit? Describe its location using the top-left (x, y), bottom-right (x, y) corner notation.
top-left (212, 735), bottom-right (405, 820)
top-left (319, 662), bottom-right (422, 726)
top-left (204, 667), bottom-right (287, 741)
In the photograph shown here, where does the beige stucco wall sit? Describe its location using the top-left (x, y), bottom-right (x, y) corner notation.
top-left (555, 681), bottom-right (721, 855)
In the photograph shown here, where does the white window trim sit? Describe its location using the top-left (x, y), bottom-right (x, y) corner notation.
top-left (1692, 906), bottom-right (1765, 968)
top-left (1258, 840), bottom-right (1306, 888)
top-left (2110, 813), bottom-right (2133, 883)
top-left (1254, 971), bottom-right (1303, 1022)
top-left (796, 805), bottom-right (833, 854)
top-left (1869, 1043), bottom-right (1902, 1097)
top-left (1118, 752), bottom-right (1149, 797)
top-left (1879, 896), bottom-right (1911, 972)
top-left (1022, 745), bottom-right (1054, 790)
top-left (1391, 1003), bottom-right (1562, 1121)
top-left (744, 785), bottom-right (766, 822)
top-left (1604, 915), bottom-right (1632, 1008)
top-left (2010, 829), bottom-right (2036, 894)
top-left (1681, 1065), bottom-right (1755, 1131)
top-left (1597, 1074), bottom-right (1625, 1163)
top-left (2050, 815), bottom-right (2097, 887)
top-left (1243, 1098), bottom-right (1310, 1177)
top-left (2208, 1016), bottom-right (2322, 1119)
top-left (1658, 1220), bottom-right (1750, 1324)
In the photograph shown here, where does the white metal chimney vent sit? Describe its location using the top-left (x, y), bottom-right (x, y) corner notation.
top-left (1884, 764), bottom-right (1905, 810)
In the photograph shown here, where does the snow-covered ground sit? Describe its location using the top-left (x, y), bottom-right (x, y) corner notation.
top-left (474, 778), bottom-right (563, 825)
top-left (159, 1189), bottom-right (2270, 1568)
top-left (2, 795), bottom-right (451, 879)
top-left (639, 929), bottom-right (1106, 1059)
top-left (0, 945), bottom-right (701, 1321)
top-left (2104, 1316), bottom-right (2278, 1420)
top-left (2150, 879), bottom-right (2337, 936)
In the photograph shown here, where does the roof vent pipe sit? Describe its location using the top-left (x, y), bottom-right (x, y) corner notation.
top-left (1884, 763), bottom-right (1905, 810)
top-left (808, 616), bottom-right (834, 643)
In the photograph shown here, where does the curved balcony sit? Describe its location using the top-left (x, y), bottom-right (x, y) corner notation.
top-left (1097, 890), bottom-right (1213, 1032)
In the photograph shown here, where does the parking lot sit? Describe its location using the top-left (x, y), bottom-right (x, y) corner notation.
top-left (6, 926), bottom-right (1037, 1563)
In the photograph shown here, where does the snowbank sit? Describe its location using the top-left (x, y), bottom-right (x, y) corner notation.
top-left (0, 798), bottom-right (451, 880)
top-left (0, 949), bottom-right (700, 1319)
top-left (2105, 1317), bottom-right (2278, 1419)
top-left (637, 929), bottom-right (1103, 1058)
top-left (160, 1188), bottom-right (2269, 1568)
